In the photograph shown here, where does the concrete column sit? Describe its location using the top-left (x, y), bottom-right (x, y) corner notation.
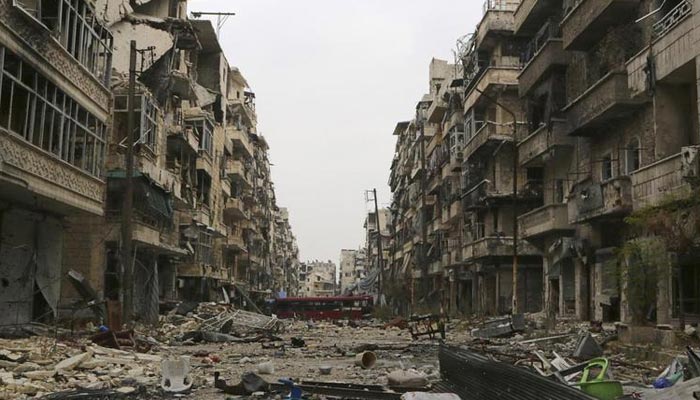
top-left (543, 257), bottom-right (552, 315)
top-left (574, 258), bottom-right (590, 321)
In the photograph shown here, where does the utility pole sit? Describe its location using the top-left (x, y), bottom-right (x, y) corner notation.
top-left (372, 189), bottom-right (383, 296)
top-left (122, 40), bottom-right (137, 325)
top-left (475, 88), bottom-right (520, 313)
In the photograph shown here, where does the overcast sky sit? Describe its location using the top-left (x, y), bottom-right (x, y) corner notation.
top-left (190, 0), bottom-right (482, 263)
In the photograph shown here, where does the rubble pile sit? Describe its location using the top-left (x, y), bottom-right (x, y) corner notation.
top-left (155, 302), bottom-right (284, 344)
top-left (3, 307), bottom-right (700, 399)
top-left (0, 337), bottom-right (161, 399)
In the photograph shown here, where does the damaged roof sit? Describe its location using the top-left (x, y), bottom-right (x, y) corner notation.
top-left (190, 19), bottom-right (221, 53)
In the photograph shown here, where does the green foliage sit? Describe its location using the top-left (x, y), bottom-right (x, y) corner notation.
top-left (615, 238), bottom-right (670, 325)
top-left (624, 193), bottom-right (700, 253)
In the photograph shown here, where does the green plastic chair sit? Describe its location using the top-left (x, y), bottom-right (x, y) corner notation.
top-left (576, 358), bottom-right (624, 400)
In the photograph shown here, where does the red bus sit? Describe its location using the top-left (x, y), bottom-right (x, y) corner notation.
top-left (273, 296), bottom-right (373, 320)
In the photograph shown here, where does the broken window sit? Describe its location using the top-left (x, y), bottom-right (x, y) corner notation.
top-left (13, 0), bottom-right (113, 85)
top-left (195, 231), bottom-right (214, 265)
top-left (0, 46), bottom-right (106, 177)
top-left (197, 170), bottom-right (212, 207)
top-left (113, 94), bottom-right (159, 152)
top-left (186, 117), bottom-right (214, 156)
top-left (601, 153), bottom-right (614, 181)
top-left (625, 138), bottom-right (641, 175)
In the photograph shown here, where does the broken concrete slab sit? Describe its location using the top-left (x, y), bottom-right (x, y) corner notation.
top-left (54, 351), bottom-right (93, 372)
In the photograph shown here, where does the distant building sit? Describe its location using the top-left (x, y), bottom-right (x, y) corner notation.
top-left (299, 260), bottom-right (337, 297)
top-left (339, 248), bottom-right (367, 294)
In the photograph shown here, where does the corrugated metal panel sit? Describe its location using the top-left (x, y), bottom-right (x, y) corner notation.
top-left (438, 345), bottom-right (596, 400)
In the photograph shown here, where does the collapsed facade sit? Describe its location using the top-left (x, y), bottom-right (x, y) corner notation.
top-left (0, 0), bottom-right (300, 325)
top-left (389, 0), bottom-right (700, 331)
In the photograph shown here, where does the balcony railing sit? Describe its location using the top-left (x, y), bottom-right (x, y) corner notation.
top-left (570, 176), bottom-right (633, 222)
top-left (518, 203), bottom-right (572, 239)
top-left (521, 20), bottom-right (561, 65)
top-left (561, 0), bottom-right (641, 50)
top-left (631, 152), bottom-right (691, 209)
top-left (517, 119), bottom-right (573, 166)
top-left (464, 121), bottom-right (515, 160)
top-left (653, 0), bottom-right (692, 38)
top-left (563, 71), bottom-right (643, 136)
top-left (483, 0), bottom-right (520, 13)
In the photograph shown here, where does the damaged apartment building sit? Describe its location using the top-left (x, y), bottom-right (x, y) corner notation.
top-left (389, 0), bottom-right (700, 331)
top-left (0, 0), bottom-right (300, 326)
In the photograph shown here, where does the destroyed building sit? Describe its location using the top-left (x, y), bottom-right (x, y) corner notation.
top-left (0, 0), bottom-right (300, 326)
top-left (339, 248), bottom-right (367, 294)
top-left (299, 260), bottom-right (337, 297)
top-left (388, 0), bottom-right (700, 334)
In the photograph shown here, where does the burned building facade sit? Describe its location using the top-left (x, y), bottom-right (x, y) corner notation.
top-left (389, 0), bottom-right (700, 332)
top-left (0, 0), bottom-right (300, 325)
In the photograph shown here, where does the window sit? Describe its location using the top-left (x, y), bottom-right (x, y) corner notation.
top-left (195, 231), bottom-right (213, 265)
top-left (186, 117), bottom-right (214, 156)
top-left (601, 153), bottom-right (614, 181)
top-left (113, 94), bottom-right (159, 152)
top-left (14, 0), bottom-right (113, 85)
top-left (0, 46), bottom-right (106, 177)
top-left (625, 138), bottom-right (641, 174)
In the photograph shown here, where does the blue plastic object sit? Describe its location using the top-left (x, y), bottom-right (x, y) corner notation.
top-left (279, 378), bottom-right (302, 400)
top-left (98, 325), bottom-right (109, 332)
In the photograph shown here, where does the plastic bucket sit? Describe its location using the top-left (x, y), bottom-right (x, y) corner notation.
top-left (354, 351), bottom-right (377, 369)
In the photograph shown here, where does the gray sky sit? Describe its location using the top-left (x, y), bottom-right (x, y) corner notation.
top-left (190, 0), bottom-right (481, 262)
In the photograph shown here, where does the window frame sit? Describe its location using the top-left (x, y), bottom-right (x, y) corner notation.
top-left (13, 0), bottom-right (113, 86)
top-left (0, 46), bottom-right (105, 177)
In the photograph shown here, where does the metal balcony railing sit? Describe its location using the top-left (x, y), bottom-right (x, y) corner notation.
top-left (521, 19), bottom-right (562, 64)
top-left (653, 0), bottom-right (692, 38)
top-left (483, 0), bottom-right (520, 13)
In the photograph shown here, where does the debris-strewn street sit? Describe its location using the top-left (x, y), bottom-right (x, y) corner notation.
top-left (3, 306), bottom-right (700, 399)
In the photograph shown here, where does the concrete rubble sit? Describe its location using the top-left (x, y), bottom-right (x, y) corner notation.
top-left (2, 310), bottom-right (700, 399)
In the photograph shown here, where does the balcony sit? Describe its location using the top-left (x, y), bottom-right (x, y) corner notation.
top-left (465, 237), bottom-right (541, 261)
top-left (569, 176), bottom-right (633, 223)
top-left (517, 119), bottom-right (573, 166)
top-left (192, 207), bottom-right (212, 226)
top-left (563, 71), bottom-right (645, 137)
top-left (514, 0), bottom-right (561, 35)
top-left (476, 0), bottom-right (520, 50)
top-left (462, 180), bottom-right (511, 210)
top-left (225, 159), bottom-right (251, 186)
top-left (196, 154), bottom-right (213, 176)
top-left (224, 231), bottom-right (247, 252)
top-left (627, 1), bottom-right (694, 97)
top-left (518, 203), bottom-right (572, 239)
top-left (518, 23), bottom-right (568, 96)
top-left (464, 122), bottom-right (514, 160)
top-left (464, 66), bottom-right (521, 111)
top-left (224, 197), bottom-right (248, 222)
top-left (167, 125), bottom-right (199, 155)
top-left (631, 152), bottom-right (692, 209)
top-left (561, 0), bottom-right (641, 51)
top-left (441, 199), bottom-right (462, 227)
top-left (0, 132), bottom-right (105, 216)
top-left (427, 98), bottom-right (449, 123)
top-left (227, 127), bottom-right (253, 158)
